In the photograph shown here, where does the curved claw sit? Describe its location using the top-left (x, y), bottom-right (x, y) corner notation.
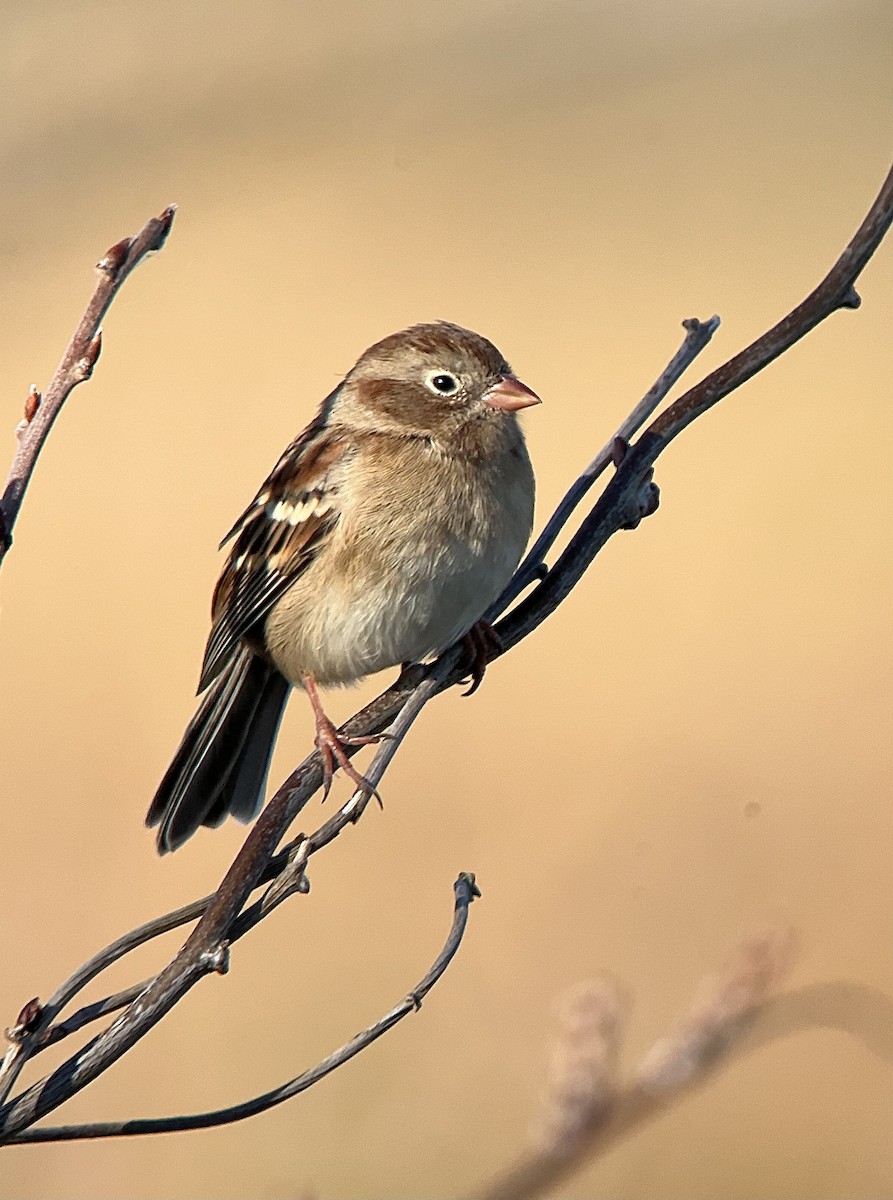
top-left (460, 620), bottom-right (504, 696)
top-left (317, 740), bottom-right (335, 801)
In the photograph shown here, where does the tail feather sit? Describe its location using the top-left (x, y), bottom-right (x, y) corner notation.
top-left (204, 667), bottom-right (289, 827)
top-left (147, 648), bottom-right (289, 853)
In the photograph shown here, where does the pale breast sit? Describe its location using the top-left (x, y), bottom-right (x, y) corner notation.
top-left (263, 419), bottom-right (535, 687)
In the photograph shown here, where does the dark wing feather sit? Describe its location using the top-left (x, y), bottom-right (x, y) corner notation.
top-left (198, 423), bottom-right (350, 691)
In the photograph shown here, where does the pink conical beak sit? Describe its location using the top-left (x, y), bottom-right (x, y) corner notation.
top-left (484, 374), bottom-right (542, 412)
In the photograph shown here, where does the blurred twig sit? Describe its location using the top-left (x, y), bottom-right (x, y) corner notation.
top-left (475, 932), bottom-right (796, 1200)
top-left (0, 205), bottom-right (175, 568)
top-left (1, 155), bottom-right (891, 1142)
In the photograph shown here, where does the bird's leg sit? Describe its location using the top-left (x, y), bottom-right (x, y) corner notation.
top-left (302, 673), bottom-right (385, 803)
top-left (460, 619), bottom-right (504, 696)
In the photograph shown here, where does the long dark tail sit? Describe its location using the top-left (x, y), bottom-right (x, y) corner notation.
top-left (146, 648), bottom-right (289, 854)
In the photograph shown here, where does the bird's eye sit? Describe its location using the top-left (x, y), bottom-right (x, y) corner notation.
top-left (424, 371), bottom-right (460, 396)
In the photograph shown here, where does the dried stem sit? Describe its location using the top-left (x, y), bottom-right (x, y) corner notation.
top-left (496, 158), bottom-right (893, 657)
top-left (12, 841), bottom-right (313, 1062)
top-left (6, 873), bottom-right (479, 1144)
top-left (492, 314), bottom-right (720, 615)
top-left (37, 984), bottom-right (154, 1053)
top-left (0, 206), bottom-right (175, 567)
top-left (1, 155), bottom-right (891, 1142)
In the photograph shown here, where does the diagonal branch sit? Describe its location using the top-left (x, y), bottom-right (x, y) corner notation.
top-left (646, 168), bottom-right (893, 449)
top-left (1, 155), bottom-right (891, 1141)
top-left (6, 835), bottom-right (317, 1065)
top-left (0, 205), bottom-right (176, 568)
top-left (5, 873), bottom-right (479, 1144)
top-left (493, 313), bottom-right (720, 615)
top-left (496, 164), bottom-right (893, 656)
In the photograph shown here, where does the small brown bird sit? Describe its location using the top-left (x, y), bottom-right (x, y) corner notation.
top-left (147, 322), bottom-right (540, 852)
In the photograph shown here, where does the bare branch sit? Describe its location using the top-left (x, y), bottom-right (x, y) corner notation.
top-left (0, 205), bottom-right (176, 567)
top-left (260, 668), bottom-right (445, 913)
top-left (493, 314), bottom-right (720, 615)
top-left (0, 889), bottom-right (207, 1103)
top-left (646, 177), bottom-right (893, 448)
top-left (37, 983), bottom-right (153, 1053)
top-left (497, 159), bottom-right (893, 658)
top-left (5, 833), bottom-right (342, 1069)
top-left (5, 873), bottom-right (479, 1144)
top-left (1, 155), bottom-right (891, 1142)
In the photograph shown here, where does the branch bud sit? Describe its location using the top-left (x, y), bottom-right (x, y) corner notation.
top-left (97, 238), bottom-right (133, 276)
top-left (72, 331), bottom-right (103, 383)
top-left (158, 204), bottom-right (177, 239)
top-left (5, 996), bottom-right (42, 1042)
top-left (24, 386), bottom-right (41, 425)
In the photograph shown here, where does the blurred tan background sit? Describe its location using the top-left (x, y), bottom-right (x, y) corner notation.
top-left (1, 1), bottom-right (892, 1196)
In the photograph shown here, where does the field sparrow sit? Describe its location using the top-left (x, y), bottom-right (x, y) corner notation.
top-left (147, 322), bottom-right (540, 852)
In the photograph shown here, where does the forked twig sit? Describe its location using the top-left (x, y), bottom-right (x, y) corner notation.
top-left (493, 314), bottom-right (720, 614)
top-left (476, 932), bottom-right (796, 1200)
top-left (7, 873), bottom-right (479, 1144)
top-left (1, 156), bottom-right (891, 1142)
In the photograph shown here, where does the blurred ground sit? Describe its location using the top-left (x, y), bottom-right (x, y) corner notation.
top-left (1, 2), bottom-right (892, 1197)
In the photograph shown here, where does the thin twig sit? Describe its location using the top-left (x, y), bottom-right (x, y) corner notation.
top-left (0, 205), bottom-right (175, 568)
top-left (20, 670), bottom-right (463, 1060)
top-left (6, 873), bottom-right (479, 1144)
top-left (0, 318), bottom-right (718, 1087)
top-left (38, 984), bottom-right (154, 1052)
top-left (260, 665), bottom-right (447, 912)
top-left (1, 156), bottom-right (891, 1140)
top-left (16, 841), bottom-right (314, 1062)
top-left (492, 315), bottom-right (720, 615)
top-left (20, 826), bottom-right (327, 1061)
top-left (0, 890), bottom-right (211, 1102)
top-left (494, 163), bottom-right (893, 661)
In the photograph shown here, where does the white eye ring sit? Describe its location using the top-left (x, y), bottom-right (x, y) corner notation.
top-left (424, 370), bottom-right (460, 397)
